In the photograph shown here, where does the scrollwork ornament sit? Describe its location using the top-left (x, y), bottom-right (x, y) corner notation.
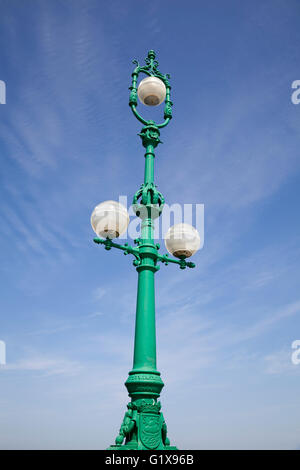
top-left (129, 86), bottom-right (138, 106)
top-left (138, 124), bottom-right (162, 148)
top-left (129, 50), bottom-right (172, 129)
top-left (115, 402), bottom-right (137, 446)
top-left (164, 100), bottom-right (173, 120)
top-left (132, 399), bottom-right (162, 414)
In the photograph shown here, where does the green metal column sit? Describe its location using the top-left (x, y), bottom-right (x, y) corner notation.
top-left (132, 249), bottom-right (157, 372)
top-left (125, 138), bottom-right (164, 403)
top-left (132, 142), bottom-right (157, 372)
top-left (144, 143), bottom-right (155, 184)
top-left (94, 50), bottom-right (197, 451)
top-left (106, 50), bottom-right (177, 451)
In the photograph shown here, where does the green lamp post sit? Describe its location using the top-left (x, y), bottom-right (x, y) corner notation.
top-left (91, 50), bottom-right (200, 451)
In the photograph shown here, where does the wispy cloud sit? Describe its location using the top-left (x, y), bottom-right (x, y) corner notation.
top-left (87, 311), bottom-right (104, 318)
top-left (93, 287), bottom-right (107, 301)
top-left (4, 355), bottom-right (83, 376)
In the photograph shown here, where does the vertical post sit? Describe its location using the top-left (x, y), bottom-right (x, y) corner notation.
top-left (125, 129), bottom-right (164, 401)
top-left (130, 140), bottom-right (158, 372)
top-left (144, 143), bottom-right (155, 184)
top-left (132, 244), bottom-right (157, 371)
top-left (108, 51), bottom-right (176, 450)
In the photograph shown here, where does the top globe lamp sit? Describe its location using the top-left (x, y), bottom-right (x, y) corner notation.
top-left (164, 223), bottom-right (201, 259)
top-left (91, 200), bottom-right (129, 239)
top-left (137, 76), bottom-right (166, 106)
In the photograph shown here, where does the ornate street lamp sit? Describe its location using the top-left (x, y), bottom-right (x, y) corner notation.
top-left (91, 50), bottom-right (200, 450)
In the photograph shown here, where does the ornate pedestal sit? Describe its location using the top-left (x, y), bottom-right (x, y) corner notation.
top-left (107, 371), bottom-right (177, 450)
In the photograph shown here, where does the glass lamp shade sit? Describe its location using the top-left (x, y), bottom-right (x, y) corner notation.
top-left (164, 223), bottom-right (200, 258)
top-left (137, 76), bottom-right (166, 106)
top-left (91, 200), bottom-right (129, 239)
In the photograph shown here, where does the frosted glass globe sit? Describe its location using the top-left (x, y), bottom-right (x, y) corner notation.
top-left (164, 223), bottom-right (200, 258)
top-left (91, 200), bottom-right (129, 239)
top-left (137, 76), bottom-right (166, 106)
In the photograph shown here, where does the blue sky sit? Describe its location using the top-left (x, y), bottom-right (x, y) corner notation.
top-left (0, 0), bottom-right (300, 449)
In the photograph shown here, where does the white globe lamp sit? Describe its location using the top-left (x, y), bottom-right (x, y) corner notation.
top-left (137, 76), bottom-right (166, 106)
top-left (91, 200), bottom-right (129, 239)
top-left (164, 223), bottom-right (200, 259)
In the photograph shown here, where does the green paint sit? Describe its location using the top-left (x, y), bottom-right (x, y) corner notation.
top-left (93, 51), bottom-right (195, 450)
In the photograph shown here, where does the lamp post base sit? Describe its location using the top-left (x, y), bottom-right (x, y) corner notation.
top-left (107, 397), bottom-right (177, 451)
top-left (107, 444), bottom-right (178, 450)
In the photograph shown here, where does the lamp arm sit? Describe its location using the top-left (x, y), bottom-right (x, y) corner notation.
top-left (129, 104), bottom-right (148, 126)
top-left (93, 238), bottom-right (141, 266)
top-left (93, 238), bottom-right (195, 270)
top-left (157, 117), bottom-right (171, 129)
top-left (157, 253), bottom-right (196, 270)
top-left (129, 104), bottom-right (171, 129)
